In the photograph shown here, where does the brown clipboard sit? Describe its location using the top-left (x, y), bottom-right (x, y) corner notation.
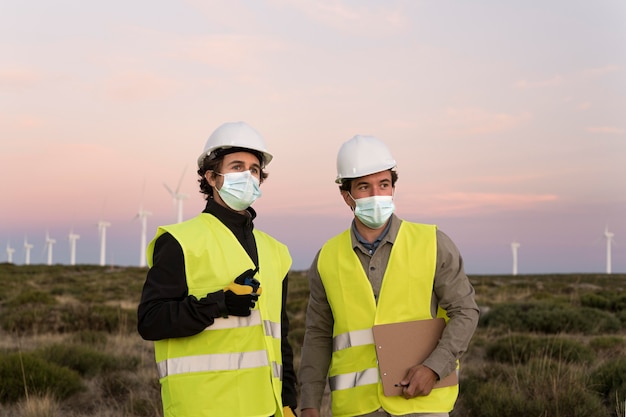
top-left (372, 318), bottom-right (458, 397)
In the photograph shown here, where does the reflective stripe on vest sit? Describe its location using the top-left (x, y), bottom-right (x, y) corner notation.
top-left (158, 350), bottom-right (268, 378)
top-left (333, 328), bottom-right (374, 352)
top-left (204, 309), bottom-right (281, 340)
top-left (158, 351), bottom-right (283, 381)
top-left (318, 222), bottom-right (458, 417)
top-left (329, 367), bottom-right (379, 391)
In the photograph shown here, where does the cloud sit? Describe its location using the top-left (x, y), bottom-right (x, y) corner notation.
top-left (0, 114), bottom-right (45, 130)
top-left (399, 192), bottom-right (559, 217)
top-left (281, 0), bottom-right (408, 34)
top-left (0, 68), bottom-right (44, 92)
top-left (102, 71), bottom-right (182, 101)
top-left (581, 65), bottom-right (619, 77)
top-left (513, 75), bottom-right (565, 89)
top-left (170, 33), bottom-right (285, 72)
top-left (444, 107), bottom-right (532, 135)
top-left (586, 126), bottom-right (625, 135)
top-left (513, 65), bottom-right (619, 90)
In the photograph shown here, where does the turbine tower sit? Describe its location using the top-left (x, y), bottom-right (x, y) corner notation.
top-left (135, 207), bottom-right (152, 267)
top-left (6, 243), bottom-right (15, 263)
top-left (68, 230), bottom-right (80, 265)
top-left (98, 220), bottom-right (111, 266)
top-left (604, 226), bottom-right (614, 274)
top-left (164, 167), bottom-right (188, 224)
top-left (511, 241), bottom-right (520, 276)
top-left (24, 237), bottom-right (34, 265)
top-left (44, 232), bottom-right (56, 266)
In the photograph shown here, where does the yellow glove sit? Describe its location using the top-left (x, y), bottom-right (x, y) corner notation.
top-left (283, 406), bottom-right (297, 417)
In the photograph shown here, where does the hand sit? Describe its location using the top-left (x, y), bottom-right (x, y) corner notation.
top-left (233, 268), bottom-right (263, 295)
top-left (399, 364), bottom-right (439, 399)
top-left (223, 289), bottom-right (258, 316)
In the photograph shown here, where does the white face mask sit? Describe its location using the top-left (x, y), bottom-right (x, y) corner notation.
top-left (216, 170), bottom-right (262, 211)
top-left (351, 194), bottom-right (395, 229)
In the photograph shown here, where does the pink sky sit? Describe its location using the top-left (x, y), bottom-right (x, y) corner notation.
top-left (1, 1), bottom-right (625, 273)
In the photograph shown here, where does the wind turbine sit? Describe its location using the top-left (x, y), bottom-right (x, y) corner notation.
top-left (603, 226), bottom-right (615, 274)
top-left (68, 229), bottom-right (80, 265)
top-left (6, 243), bottom-right (15, 263)
top-left (24, 237), bottom-right (33, 265)
top-left (511, 241), bottom-right (520, 276)
top-left (44, 231), bottom-right (56, 266)
top-left (98, 220), bottom-right (111, 266)
top-left (135, 207), bottom-right (152, 267)
top-left (164, 167), bottom-right (189, 224)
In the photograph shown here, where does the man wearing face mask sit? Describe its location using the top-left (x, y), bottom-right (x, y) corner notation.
top-left (298, 135), bottom-right (479, 417)
top-left (138, 121), bottom-right (298, 417)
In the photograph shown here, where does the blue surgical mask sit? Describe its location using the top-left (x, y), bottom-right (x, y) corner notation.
top-left (351, 194), bottom-right (395, 229)
top-left (216, 170), bottom-right (262, 211)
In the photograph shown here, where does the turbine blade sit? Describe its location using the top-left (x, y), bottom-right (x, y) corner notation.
top-left (175, 166), bottom-right (188, 193)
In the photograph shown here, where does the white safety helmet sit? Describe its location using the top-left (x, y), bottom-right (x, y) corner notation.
top-left (197, 121), bottom-right (273, 169)
top-left (335, 135), bottom-right (397, 184)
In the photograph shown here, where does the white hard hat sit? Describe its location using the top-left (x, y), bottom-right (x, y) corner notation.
top-left (335, 135), bottom-right (396, 184)
top-left (197, 121), bottom-right (273, 168)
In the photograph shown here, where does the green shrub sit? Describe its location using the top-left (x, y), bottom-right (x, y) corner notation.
top-left (589, 357), bottom-right (626, 401)
top-left (486, 334), bottom-right (595, 365)
top-left (129, 396), bottom-right (161, 417)
top-left (68, 330), bottom-right (108, 346)
top-left (35, 344), bottom-right (139, 377)
top-left (580, 293), bottom-right (612, 310)
top-left (5, 289), bottom-right (57, 307)
top-left (589, 336), bottom-right (625, 354)
top-left (0, 352), bottom-right (83, 404)
top-left (481, 302), bottom-right (621, 334)
top-left (0, 303), bottom-right (136, 335)
top-left (60, 304), bottom-right (136, 333)
top-left (612, 294), bottom-right (626, 311)
top-left (3, 303), bottom-right (137, 334)
top-left (0, 303), bottom-right (62, 334)
top-left (459, 360), bottom-right (607, 417)
top-left (100, 371), bottom-right (134, 401)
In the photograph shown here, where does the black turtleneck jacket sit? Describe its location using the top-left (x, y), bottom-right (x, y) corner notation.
top-left (137, 198), bottom-right (297, 411)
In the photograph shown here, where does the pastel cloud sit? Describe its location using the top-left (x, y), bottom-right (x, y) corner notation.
top-left (514, 65), bottom-right (620, 90)
top-left (170, 34), bottom-right (285, 70)
top-left (102, 71), bottom-right (182, 101)
top-left (513, 75), bottom-right (565, 89)
top-left (0, 67), bottom-right (43, 91)
top-left (586, 126), bottom-right (625, 134)
top-left (400, 192), bottom-right (559, 217)
top-left (282, 0), bottom-right (408, 33)
top-left (444, 107), bottom-right (532, 136)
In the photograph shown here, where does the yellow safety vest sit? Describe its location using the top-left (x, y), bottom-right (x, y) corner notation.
top-left (318, 222), bottom-right (458, 417)
top-left (147, 213), bottom-right (292, 417)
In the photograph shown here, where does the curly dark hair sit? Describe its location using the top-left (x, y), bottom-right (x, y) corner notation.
top-left (338, 169), bottom-right (398, 193)
top-left (197, 149), bottom-right (269, 200)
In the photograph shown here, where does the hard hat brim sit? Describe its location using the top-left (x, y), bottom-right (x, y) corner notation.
top-left (197, 147), bottom-right (273, 169)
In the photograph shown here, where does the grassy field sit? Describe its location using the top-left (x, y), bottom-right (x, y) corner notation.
top-left (0, 264), bottom-right (624, 417)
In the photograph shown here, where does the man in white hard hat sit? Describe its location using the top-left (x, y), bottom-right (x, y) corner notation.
top-left (299, 135), bottom-right (479, 417)
top-left (138, 121), bottom-right (298, 417)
